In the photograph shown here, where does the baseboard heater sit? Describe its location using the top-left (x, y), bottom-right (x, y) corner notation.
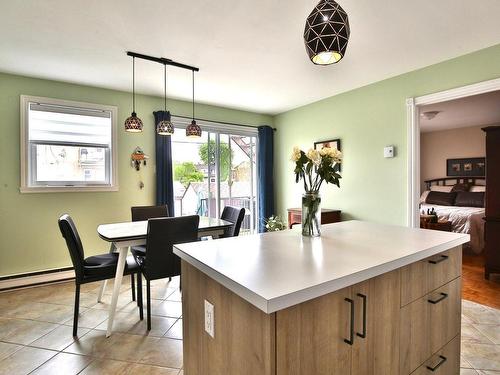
top-left (0, 267), bottom-right (75, 291)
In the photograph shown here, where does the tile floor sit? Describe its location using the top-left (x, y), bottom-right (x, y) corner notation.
top-left (0, 277), bottom-right (498, 374)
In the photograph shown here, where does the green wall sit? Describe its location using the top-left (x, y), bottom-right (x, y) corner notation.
top-left (274, 44), bottom-right (500, 225)
top-left (0, 73), bottom-right (272, 277)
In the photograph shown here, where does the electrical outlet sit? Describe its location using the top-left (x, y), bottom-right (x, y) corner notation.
top-left (204, 300), bottom-right (214, 338)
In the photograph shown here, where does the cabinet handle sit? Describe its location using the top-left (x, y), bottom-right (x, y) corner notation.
top-left (344, 298), bottom-right (354, 345)
top-left (356, 293), bottom-right (367, 339)
top-left (428, 292), bottom-right (448, 304)
top-left (426, 355), bottom-right (447, 371)
top-left (428, 255), bottom-right (449, 264)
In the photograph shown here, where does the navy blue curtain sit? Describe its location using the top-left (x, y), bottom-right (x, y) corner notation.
top-left (258, 126), bottom-right (274, 232)
top-left (154, 111), bottom-right (175, 216)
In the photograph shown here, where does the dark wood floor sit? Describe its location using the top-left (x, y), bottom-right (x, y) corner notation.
top-left (462, 252), bottom-right (500, 309)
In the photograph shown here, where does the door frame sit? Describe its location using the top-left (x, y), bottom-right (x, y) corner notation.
top-left (406, 77), bottom-right (500, 228)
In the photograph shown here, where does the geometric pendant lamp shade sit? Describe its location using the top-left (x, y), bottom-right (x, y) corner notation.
top-left (304, 0), bottom-right (350, 65)
top-left (124, 112), bottom-right (143, 132)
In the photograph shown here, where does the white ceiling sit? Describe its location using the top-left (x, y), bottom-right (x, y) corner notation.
top-left (420, 90), bottom-right (500, 132)
top-left (1, 0), bottom-right (500, 115)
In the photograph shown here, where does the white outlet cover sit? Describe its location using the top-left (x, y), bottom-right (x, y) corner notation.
top-left (204, 300), bottom-right (214, 338)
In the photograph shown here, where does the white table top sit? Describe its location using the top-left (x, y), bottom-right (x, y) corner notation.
top-left (97, 216), bottom-right (233, 242)
top-left (173, 220), bottom-right (470, 314)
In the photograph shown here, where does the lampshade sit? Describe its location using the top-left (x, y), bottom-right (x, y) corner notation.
top-left (304, 0), bottom-right (350, 65)
top-left (157, 119), bottom-right (174, 135)
top-left (186, 120), bottom-right (202, 138)
top-left (124, 112), bottom-right (143, 132)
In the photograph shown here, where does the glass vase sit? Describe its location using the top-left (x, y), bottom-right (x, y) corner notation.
top-left (302, 192), bottom-right (321, 237)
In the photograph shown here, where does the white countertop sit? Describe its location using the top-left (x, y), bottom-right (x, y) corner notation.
top-left (173, 220), bottom-right (469, 314)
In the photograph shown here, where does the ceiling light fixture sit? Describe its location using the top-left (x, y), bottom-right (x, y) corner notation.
top-left (124, 57), bottom-right (143, 132)
top-left (186, 70), bottom-right (202, 138)
top-left (157, 64), bottom-right (174, 136)
top-left (304, 0), bottom-right (350, 65)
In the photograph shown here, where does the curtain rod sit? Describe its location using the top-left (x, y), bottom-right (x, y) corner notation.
top-left (171, 113), bottom-right (277, 131)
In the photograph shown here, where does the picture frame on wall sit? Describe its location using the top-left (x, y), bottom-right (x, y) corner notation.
top-left (446, 157), bottom-right (485, 177)
top-left (314, 138), bottom-right (341, 172)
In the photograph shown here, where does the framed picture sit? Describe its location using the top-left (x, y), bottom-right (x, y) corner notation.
top-left (446, 157), bottom-right (485, 177)
top-left (314, 138), bottom-right (341, 172)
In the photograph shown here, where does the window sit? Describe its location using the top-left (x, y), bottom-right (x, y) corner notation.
top-left (20, 96), bottom-right (118, 192)
top-left (171, 116), bottom-right (259, 234)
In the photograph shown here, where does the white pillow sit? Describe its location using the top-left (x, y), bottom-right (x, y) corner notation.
top-left (420, 190), bottom-right (430, 204)
top-left (470, 185), bottom-right (486, 192)
top-left (430, 185), bottom-right (453, 193)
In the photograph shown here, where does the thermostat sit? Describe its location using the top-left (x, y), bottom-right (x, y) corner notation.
top-left (384, 146), bottom-right (394, 158)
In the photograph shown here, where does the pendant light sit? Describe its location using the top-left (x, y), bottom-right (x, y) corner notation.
top-left (185, 70), bottom-right (202, 138)
top-left (304, 0), bottom-right (350, 65)
top-left (124, 57), bottom-right (143, 132)
top-left (157, 64), bottom-right (174, 135)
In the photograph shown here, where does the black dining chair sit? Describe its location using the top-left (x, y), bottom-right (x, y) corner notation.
top-left (220, 206), bottom-right (246, 238)
top-left (58, 214), bottom-right (142, 336)
top-left (133, 215), bottom-right (199, 330)
top-left (130, 205), bottom-right (170, 256)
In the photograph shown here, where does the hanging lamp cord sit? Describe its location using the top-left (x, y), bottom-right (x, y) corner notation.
top-left (132, 57), bottom-right (136, 113)
top-left (192, 70), bottom-right (195, 120)
top-left (164, 64), bottom-right (167, 112)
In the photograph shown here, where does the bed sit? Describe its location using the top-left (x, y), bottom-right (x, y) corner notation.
top-left (421, 177), bottom-right (486, 254)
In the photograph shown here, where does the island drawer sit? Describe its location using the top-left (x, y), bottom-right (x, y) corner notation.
top-left (400, 246), bottom-right (461, 306)
top-left (399, 276), bottom-right (461, 375)
top-left (409, 335), bottom-right (460, 375)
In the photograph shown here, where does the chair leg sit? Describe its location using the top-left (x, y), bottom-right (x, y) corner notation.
top-left (146, 280), bottom-right (151, 331)
top-left (169, 277), bottom-right (172, 281)
top-left (73, 284), bottom-right (80, 337)
top-left (131, 273), bottom-right (136, 302)
top-left (137, 273), bottom-right (143, 320)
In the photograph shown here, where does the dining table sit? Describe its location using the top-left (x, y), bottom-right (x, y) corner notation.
top-left (96, 216), bottom-right (234, 337)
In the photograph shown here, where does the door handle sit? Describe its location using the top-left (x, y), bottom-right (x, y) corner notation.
top-left (356, 293), bottom-right (367, 338)
top-left (426, 355), bottom-right (447, 371)
top-left (428, 255), bottom-right (449, 264)
top-left (428, 292), bottom-right (448, 304)
top-left (344, 298), bottom-right (354, 345)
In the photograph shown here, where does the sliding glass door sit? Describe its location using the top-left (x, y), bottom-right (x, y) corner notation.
top-left (170, 118), bottom-right (258, 234)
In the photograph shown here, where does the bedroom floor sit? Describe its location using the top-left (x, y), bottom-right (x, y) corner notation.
top-left (463, 253), bottom-right (500, 309)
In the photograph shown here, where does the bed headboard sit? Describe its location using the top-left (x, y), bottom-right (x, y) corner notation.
top-left (424, 176), bottom-right (486, 190)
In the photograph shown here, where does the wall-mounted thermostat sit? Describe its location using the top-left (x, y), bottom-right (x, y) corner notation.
top-left (384, 146), bottom-right (395, 158)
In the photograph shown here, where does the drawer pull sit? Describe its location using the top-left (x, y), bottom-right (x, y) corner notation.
top-left (344, 298), bottom-right (354, 345)
top-left (428, 255), bottom-right (449, 264)
top-left (428, 292), bottom-right (448, 304)
top-left (356, 293), bottom-right (367, 339)
top-left (426, 355), bottom-right (447, 371)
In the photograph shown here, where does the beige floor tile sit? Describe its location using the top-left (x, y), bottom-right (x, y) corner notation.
top-left (461, 369), bottom-right (480, 375)
top-left (0, 318), bottom-right (58, 345)
top-left (0, 346), bottom-right (56, 375)
top-left (151, 301), bottom-right (182, 318)
top-left (127, 363), bottom-right (181, 374)
top-left (463, 300), bottom-right (500, 325)
top-left (96, 312), bottom-right (176, 337)
top-left (0, 342), bottom-right (22, 361)
top-left (65, 330), bottom-right (157, 362)
top-left (473, 324), bottom-right (500, 345)
top-left (90, 291), bottom-right (137, 312)
top-left (462, 355), bottom-right (474, 368)
top-left (462, 342), bottom-right (500, 371)
top-left (166, 289), bottom-right (182, 302)
top-left (63, 308), bottom-right (109, 329)
top-left (29, 324), bottom-right (90, 351)
top-left (462, 323), bottom-right (495, 344)
top-left (163, 319), bottom-right (182, 340)
top-left (138, 337), bottom-right (183, 368)
top-left (30, 352), bottom-right (93, 375)
top-left (477, 371), bottom-right (500, 375)
top-left (79, 358), bottom-right (128, 374)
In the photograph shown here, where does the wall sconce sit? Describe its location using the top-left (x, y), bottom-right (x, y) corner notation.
top-left (131, 146), bottom-right (149, 171)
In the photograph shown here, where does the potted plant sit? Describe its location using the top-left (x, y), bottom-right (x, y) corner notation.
top-left (264, 215), bottom-right (287, 232)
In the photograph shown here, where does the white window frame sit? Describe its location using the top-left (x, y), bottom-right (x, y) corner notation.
top-left (20, 95), bottom-right (118, 193)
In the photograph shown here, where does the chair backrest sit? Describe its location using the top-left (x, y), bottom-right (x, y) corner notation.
top-left (131, 205), bottom-right (169, 222)
top-left (145, 215), bottom-right (199, 280)
top-left (58, 214), bottom-right (85, 282)
top-left (220, 206), bottom-right (246, 237)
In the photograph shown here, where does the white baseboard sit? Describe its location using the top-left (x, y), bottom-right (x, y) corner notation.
top-left (0, 269), bottom-right (75, 291)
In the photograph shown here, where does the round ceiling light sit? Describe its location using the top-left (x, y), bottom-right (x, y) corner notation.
top-left (304, 0), bottom-right (350, 65)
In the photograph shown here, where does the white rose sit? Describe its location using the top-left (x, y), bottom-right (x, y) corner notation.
top-left (306, 149), bottom-right (321, 166)
top-left (291, 146), bottom-right (301, 162)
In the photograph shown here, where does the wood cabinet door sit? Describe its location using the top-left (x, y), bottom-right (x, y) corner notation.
top-left (410, 334), bottom-right (460, 375)
top-left (276, 286), bottom-right (353, 375)
top-left (351, 270), bottom-right (401, 375)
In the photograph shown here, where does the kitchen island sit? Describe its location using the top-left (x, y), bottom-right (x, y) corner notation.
top-left (173, 220), bottom-right (469, 375)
